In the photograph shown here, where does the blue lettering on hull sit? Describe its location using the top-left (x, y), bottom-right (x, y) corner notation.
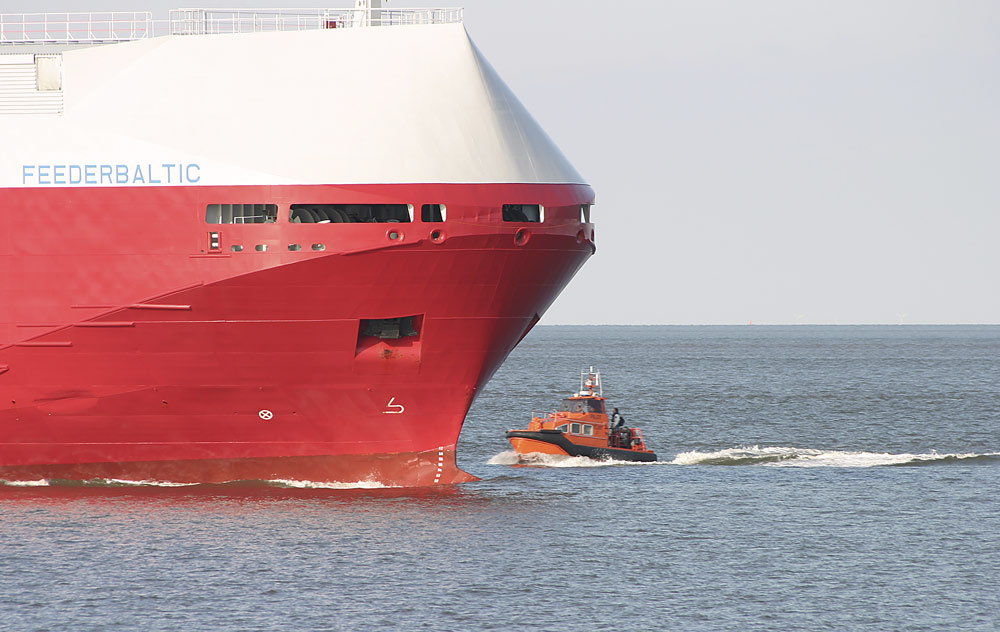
top-left (21, 163), bottom-right (203, 186)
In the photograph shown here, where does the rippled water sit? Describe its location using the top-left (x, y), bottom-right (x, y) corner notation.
top-left (2, 326), bottom-right (998, 631)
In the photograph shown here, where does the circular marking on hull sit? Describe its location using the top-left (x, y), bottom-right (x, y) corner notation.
top-left (258, 409), bottom-right (274, 420)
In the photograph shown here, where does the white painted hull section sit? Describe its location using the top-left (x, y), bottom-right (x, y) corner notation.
top-left (1, 23), bottom-right (584, 188)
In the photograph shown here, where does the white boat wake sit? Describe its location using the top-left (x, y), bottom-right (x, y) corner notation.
top-left (669, 446), bottom-right (1000, 467)
top-left (489, 446), bottom-right (1000, 468)
top-left (488, 450), bottom-right (646, 468)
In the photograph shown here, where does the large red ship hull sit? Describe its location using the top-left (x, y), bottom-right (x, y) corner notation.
top-left (0, 182), bottom-right (594, 486)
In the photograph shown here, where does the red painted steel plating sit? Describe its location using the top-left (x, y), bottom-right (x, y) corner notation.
top-left (0, 182), bottom-right (594, 486)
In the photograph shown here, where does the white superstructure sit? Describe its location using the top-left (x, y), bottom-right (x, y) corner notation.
top-left (0, 7), bottom-right (583, 188)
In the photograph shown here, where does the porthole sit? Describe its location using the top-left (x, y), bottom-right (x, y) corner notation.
top-left (255, 244), bottom-right (268, 252)
top-left (231, 244), bottom-right (244, 252)
top-left (576, 230), bottom-right (585, 243)
top-left (288, 244), bottom-right (302, 251)
top-left (312, 243), bottom-right (326, 251)
top-left (387, 229), bottom-right (402, 241)
top-left (514, 228), bottom-right (530, 246)
top-left (430, 230), bottom-right (445, 244)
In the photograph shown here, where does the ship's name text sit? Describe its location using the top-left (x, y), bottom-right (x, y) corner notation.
top-left (21, 163), bottom-right (201, 186)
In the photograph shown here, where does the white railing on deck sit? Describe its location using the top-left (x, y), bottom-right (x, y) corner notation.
top-left (0, 12), bottom-right (154, 44)
top-left (169, 8), bottom-right (463, 35)
top-left (0, 7), bottom-right (462, 45)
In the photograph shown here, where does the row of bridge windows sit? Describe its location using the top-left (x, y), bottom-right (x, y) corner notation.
top-left (205, 203), bottom-right (592, 225)
top-left (555, 423), bottom-right (595, 436)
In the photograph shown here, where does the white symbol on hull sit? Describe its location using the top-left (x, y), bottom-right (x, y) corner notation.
top-left (258, 409), bottom-right (274, 420)
top-left (382, 397), bottom-right (404, 414)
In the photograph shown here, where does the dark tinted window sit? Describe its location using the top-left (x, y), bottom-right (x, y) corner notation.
top-left (502, 204), bottom-right (542, 222)
top-left (421, 204), bottom-right (446, 222)
top-left (560, 398), bottom-right (605, 413)
top-left (561, 398), bottom-right (585, 413)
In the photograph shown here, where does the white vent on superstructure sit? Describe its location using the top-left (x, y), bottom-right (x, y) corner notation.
top-left (0, 53), bottom-right (62, 115)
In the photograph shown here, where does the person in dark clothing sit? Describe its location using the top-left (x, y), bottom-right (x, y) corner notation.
top-left (611, 408), bottom-right (625, 429)
top-left (610, 408), bottom-right (626, 448)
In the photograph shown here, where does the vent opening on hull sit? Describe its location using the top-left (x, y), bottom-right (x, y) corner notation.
top-left (290, 204), bottom-right (413, 224)
top-left (421, 204), bottom-right (447, 222)
top-left (205, 204), bottom-right (277, 224)
top-left (359, 316), bottom-right (419, 340)
top-left (502, 204), bottom-right (543, 223)
top-left (355, 316), bottom-right (423, 372)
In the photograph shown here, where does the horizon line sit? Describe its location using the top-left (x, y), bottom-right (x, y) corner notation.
top-left (536, 322), bottom-right (1000, 327)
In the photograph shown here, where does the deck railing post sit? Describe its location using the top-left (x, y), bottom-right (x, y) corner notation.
top-left (0, 8), bottom-right (462, 44)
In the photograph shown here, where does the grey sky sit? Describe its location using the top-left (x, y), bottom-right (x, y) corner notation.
top-left (6, 1), bottom-right (999, 324)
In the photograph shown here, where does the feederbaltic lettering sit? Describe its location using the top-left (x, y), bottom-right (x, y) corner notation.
top-left (20, 162), bottom-right (203, 186)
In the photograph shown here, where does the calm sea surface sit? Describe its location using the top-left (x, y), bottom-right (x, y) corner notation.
top-left (2, 326), bottom-right (998, 631)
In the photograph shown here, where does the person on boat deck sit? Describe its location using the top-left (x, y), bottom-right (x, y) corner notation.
top-left (611, 408), bottom-right (625, 429)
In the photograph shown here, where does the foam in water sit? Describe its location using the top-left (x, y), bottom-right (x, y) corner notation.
top-left (267, 478), bottom-right (395, 489)
top-left (670, 446), bottom-right (999, 467)
top-left (102, 478), bottom-right (199, 487)
top-left (0, 477), bottom-right (394, 489)
top-left (488, 450), bottom-right (646, 468)
top-left (0, 479), bottom-right (50, 487)
top-left (487, 451), bottom-right (523, 466)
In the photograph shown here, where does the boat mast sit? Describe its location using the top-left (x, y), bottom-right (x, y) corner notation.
top-left (354, 0), bottom-right (383, 27)
top-left (580, 366), bottom-right (602, 397)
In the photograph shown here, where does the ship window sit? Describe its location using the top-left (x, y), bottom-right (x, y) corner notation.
top-left (206, 204), bottom-right (277, 224)
top-left (561, 399), bottom-right (587, 413)
top-left (583, 424), bottom-right (594, 436)
top-left (580, 204), bottom-right (591, 223)
top-left (502, 204), bottom-right (543, 223)
top-left (421, 204), bottom-right (446, 222)
top-left (556, 424), bottom-right (568, 432)
top-left (571, 423), bottom-right (581, 434)
top-left (587, 400), bottom-right (605, 413)
top-left (290, 204), bottom-right (413, 224)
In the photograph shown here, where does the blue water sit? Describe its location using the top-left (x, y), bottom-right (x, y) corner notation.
top-left (2, 326), bottom-right (998, 631)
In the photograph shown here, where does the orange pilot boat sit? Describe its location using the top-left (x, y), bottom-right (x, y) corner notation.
top-left (506, 367), bottom-right (656, 462)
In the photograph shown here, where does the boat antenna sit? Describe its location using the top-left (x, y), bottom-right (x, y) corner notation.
top-left (580, 366), bottom-right (602, 397)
